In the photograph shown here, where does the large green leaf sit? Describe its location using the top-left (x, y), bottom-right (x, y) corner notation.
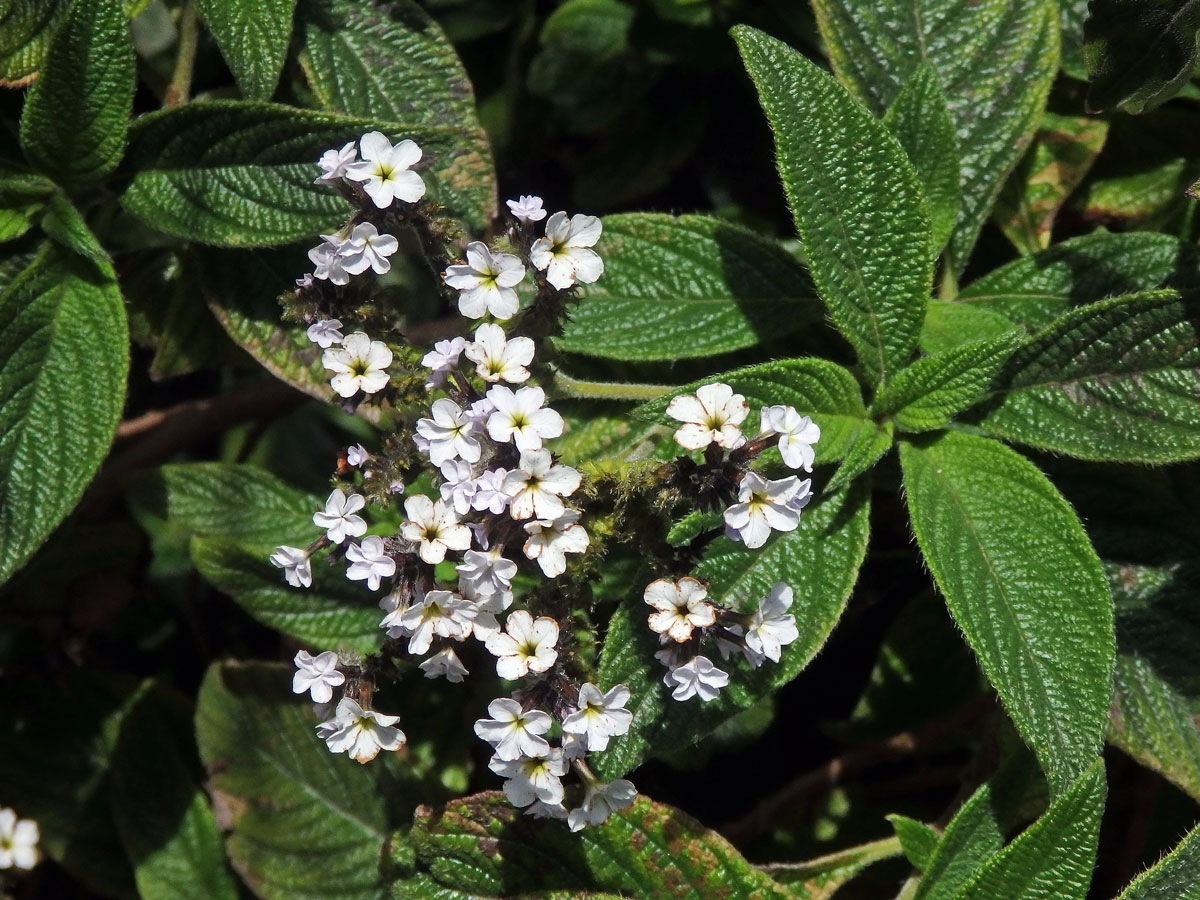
top-left (899, 432), bottom-right (1113, 793)
top-left (19, 0), bottom-right (135, 187)
top-left (120, 102), bottom-right (494, 246)
top-left (0, 244), bottom-right (127, 585)
top-left (919, 301), bottom-right (1018, 354)
top-left (1083, 0), bottom-right (1200, 114)
top-left (976, 290), bottom-right (1200, 463)
top-left (593, 480), bottom-right (870, 779)
top-left (195, 0), bottom-right (295, 101)
top-left (557, 213), bottom-right (820, 361)
top-left (732, 26), bottom-right (932, 388)
top-left (811, 0), bottom-right (1059, 274)
top-left (1115, 820), bottom-right (1200, 900)
top-left (0, 0), bottom-right (70, 86)
top-left (195, 661), bottom-right (391, 900)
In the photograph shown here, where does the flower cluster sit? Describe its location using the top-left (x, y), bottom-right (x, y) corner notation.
top-left (0, 808), bottom-right (38, 871)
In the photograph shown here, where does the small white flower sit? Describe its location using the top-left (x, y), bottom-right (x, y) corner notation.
top-left (490, 749), bottom-right (567, 807)
top-left (419, 646), bottom-right (469, 683)
top-left (523, 510), bottom-right (589, 577)
top-left (389, 479), bottom-right (406, 494)
top-left (502, 449), bottom-right (580, 521)
top-left (561, 683), bottom-right (632, 753)
top-left (344, 131), bottom-right (425, 208)
top-left (317, 697), bottom-right (405, 763)
top-left (0, 808), bottom-right (37, 871)
top-left (760, 405), bottom-right (821, 472)
top-left (474, 697), bottom-right (551, 761)
top-left (506, 195), bottom-right (547, 222)
top-left (457, 548), bottom-right (518, 599)
top-left (416, 398), bottom-right (483, 466)
top-left (313, 488), bottom-right (368, 544)
top-left (643, 577), bottom-right (716, 642)
top-left (400, 495), bottom-right (472, 564)
top-left (567, 779), bottom-right (636, 832)
top-left (743, 582), bottom-right (798, 664)
top-left (270, 545), bottom-right (312, 588)
top-left (466, 396), bottom-right (497, 426)
top-left (526, 799), bottom-right (569, 820)
top-left (485, 610), bottom-right (559, 680)
top-left (292, 649), bottom-right (345, 703)
top-left (470, 467), bottom-right (510, 515)
top-left (346, 443), bottom-right (369, 467)
top-left (309, 235), bottom-right (351, 285)
top-left (439, 459), bottom-right (478, 516)
top-left (323, 332), bottom-right (392, 398)
top-left (444, 242), bottom-right (526, 320)
top-left (421, 337), bottom-right (466, 387)
top-left (296, 273), bottom-right (315, 291)
top-left (786, 477), bottom-right (814, 515)
top-left (465, 323), bottom-right (535, 384)
top-left (306, 318), bottom-right (344, 348)
top-left (345, 535), bottom-right (396, 590)
top-left (395, 589), bottom-right (476, 655)
top-left (662, 654), bottom-right (729, 702)
top-left (339, 222), bottom-right (399, 276)
top-left (315, 141), bottom-right (356, 184)
top-left (530, 211), bottom-right (604, 291)
top-left (667, 383), bottom-right (749, 451)
top-left (723, 472), bottom-right (807, 549)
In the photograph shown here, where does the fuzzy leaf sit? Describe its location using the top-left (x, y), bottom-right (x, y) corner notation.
top-left (920, 301), bottom-right (1019, 354)
top-left (1114, 820), bottom-right (1200, 900)
top-left (195, 0), bottom-right (295, 101)
top-left (889, 816), bottom-right (939, 870)
top-left (0, 171), bottom-right (54, 242)
top-left (914, 782), bottom-right (1005, 900)
top-left (0, 0), bottom-right (70, 86)
top-left (822, 421), bottom-right (892, 492)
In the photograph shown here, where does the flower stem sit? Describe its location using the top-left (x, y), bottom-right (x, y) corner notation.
top-left (165, 1), bottom-right (199, 107)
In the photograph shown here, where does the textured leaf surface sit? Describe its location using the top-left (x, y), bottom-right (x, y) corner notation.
top-left (822, 420), bottom-right (892, 492)
top-left (195, 0), bottom-right (295, 101)
top-left (733, 26), bottom-right (931, 387)
top-left (19, 0), bottom-right (134, 186)
top-left (557, 213), bottom-right (820, 361)
top-left (1115, 820), bottom-right (1200, 900)
top-left (759, 837), bottom-right (903, 899)
top-left (593, 481), bottom-right (870, 778)
top-left (914, 782), bottom-right (1004, 900)
top-left (900, 432), bottom-right (1113, 793)
top-left (920, 301), bottom-right (1018, 354)
top-left (195, 662), bottom-right (389, 900)
top-left (0, 171), bottom-right (54, 242)
top-left (0, 0), bottom-right (69, 85)
top-left (889, 816), bottom-right (939, 870)
top-left (977, 290), bottom-right (1200, 463)
top-left (0, 244), bottom-right (127, 584)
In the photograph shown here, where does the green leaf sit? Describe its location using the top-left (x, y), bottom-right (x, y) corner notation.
top-left (120, 101), bottom-right (493, 246)
top-left (822, 420), bottom-right (892, 493)
top-left (876, 333), bottom-right (1021, 432)
top-left (0, 170), bottom-right (54, 242)
top-left (920, 301), bottom-right (1018, 354)
top-left (19, 0), bottom-right (135, 187)
top-left (1083, 0), bottom-right (1200, 114)
top-left (976, 290), bottom-right (1200, 463)
top-left (593, 480), bottom-right (870, 779)
top-left (732, 26), bottom-right (932, 387)
top-left (1059, 0), bottom-right (1091, 78)
top-left (195, 0), bottom-right (295, 101)
top-left (195, 661), bottom-right (391, 900)
top-left (889, 816), bottom-right (939, 870)
top-left (0, 244), bottom-right (128, 585)
top-left (951, 759), bottom-right (1106, 900)
top-left (914, 782), bottom-right (1005, 900)
top-left (884, 64), bottom-right (961, 256)
top-left (1115, 820), bottom-right (1200, 900)
top-left (758, 837), bottom-right (904, 898)
top-left (40, 192), bottom-right (109, 265)
top-left (811, 0), bottom-right (1059, 274)
top-left (0, 0), bottom-right (70, 86)
top-left (899, 432), bottom-right (1113, 793)
top-left (556, 213), bottom-right (821, 361)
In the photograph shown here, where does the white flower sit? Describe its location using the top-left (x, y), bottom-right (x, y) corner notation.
top-left (323, 332), bottom-right (392, 398)
top-left (339, 222), bottom-right (399, 276)
top-left (270, 545), bottom-right (312, 588)
top-left (487, 385), bottom-right (564, 452)
top-left (466, 396), bottom-right (497, 426)
top-left (530, 212), bottom-right (604, 290)
top-left (643, 576), bottom-right (716, 642)
top-left (315, 141), bottom-right (356, 183)
top-left (786, 477), bottom-right (814, 515)
top-left (292, 649), bottom-right (345, 703)
top-left (723, 472), bottom-right (806, 549)
top-left (506, 194), bottom-right (547, 222)
top-left (317, 697), bottom-right (405, 763)
top-left (309, 235), bottom-right (351, 285)
top-left (760, 405), bottom-right (821, 472)
top-left (502, 449), bottom-right (580, 521)
top-left (471, 467), bottom-right (510, 515)
top-left (400, 495), bottom-right (472, 564)
top-left (523, 510), bottom-right (589, 577)
top-left (396, 589), bottom-right (476, 655)
top-left (561, 683), bottom-right (632, 753)
top-left (421, 336), bottom-right (466, 387)
top-left (439, 459), bottom-right (478, 516)
top-left (306, 318), bottom-right (344, 348)
top-left (485, 610), bottom-right (559, 680)
top-left (416, 398), bottom-right (483, 466)
top-left (667, 383), bottom-right (749, 451)
top-left (474, 697), bottom-right (551, 761)
top-left (526, 799), bottom-right (569, 820)
top-left (346, 443), bottom-right (369, 467)
top-left (345, 536), bottom-right (396, 590)
top-left (490, 750), bottom-right (567, 807)
top-left (0, 808), bottom-right (37, 870)
top-left (457, 548), bottom-right (518, 599)
top-left (419, 647), bottom-right (469, 683)
top-left (567, 779), bottom-right (636, 832)
top-left (389, 479), bottom-right (406, 494)
top-left (465, 323), bottom-right (535, 384)
top-left (662, 655), bottom-right (729, 702)
top-left (444, 242), bottom-right (526, 320)
top-left (344, 131), bottom-right (425, 208)
top-left (313, 488), bottom-right (368, 544)
top-left (743, 582), bottom-right (798, 664)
